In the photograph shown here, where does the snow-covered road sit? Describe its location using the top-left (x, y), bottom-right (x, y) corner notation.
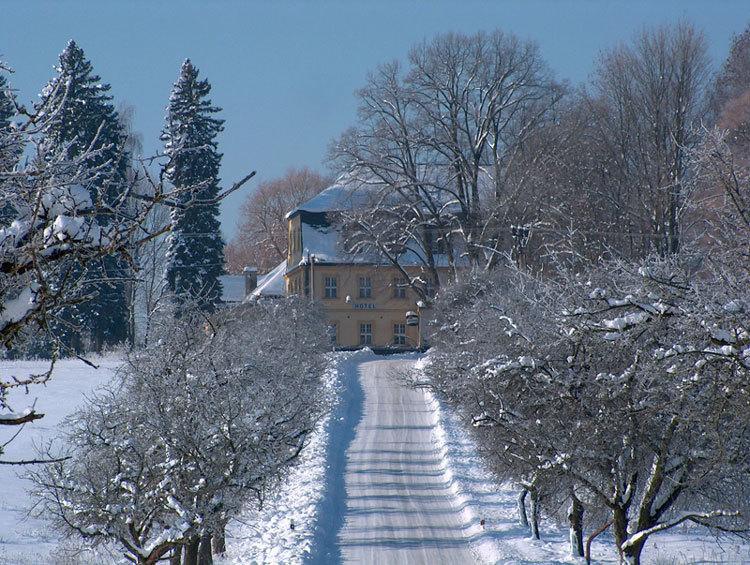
top-left (309, 356), bottom-right (478, 564)
top-left (238, 351), bottom-right (750, 565)
top-left (339, 357), bottom-right (476, 564)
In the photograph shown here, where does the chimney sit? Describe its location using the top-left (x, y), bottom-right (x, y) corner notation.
top-left (243, 266), bottom-right (258, 295)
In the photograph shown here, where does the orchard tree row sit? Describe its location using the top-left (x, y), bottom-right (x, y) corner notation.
top-left (381, 23), bottom-right (750, 565)
top-left (31, 298), bottom-right (328, 565)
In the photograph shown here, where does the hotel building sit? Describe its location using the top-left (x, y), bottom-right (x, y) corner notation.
top-left (283, 179), bottom-right (452, 349)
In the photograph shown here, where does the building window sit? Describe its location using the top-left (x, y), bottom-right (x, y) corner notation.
top-left (359, 276), bottom-right (372, 299)
top-left (393, 323), bottom-right (406, 346)
top-left (392, 277), bottom-right (407, 299)
top-left (324, 276), bottom-right (337, 299)
top-left (326, 322), bottom-right (337, 346)
top-left (359, 322), bottom-right (373, 345)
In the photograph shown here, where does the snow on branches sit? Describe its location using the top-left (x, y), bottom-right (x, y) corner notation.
top-left (425, 254), bottom-right (750, 564)
top-left (0, 69), bottom-right (255, 447)
top-left (30, 297), bottom-right (328, 564)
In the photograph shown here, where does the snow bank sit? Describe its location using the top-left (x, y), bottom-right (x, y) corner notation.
top-left (219, 351), bottom-right (363, 565)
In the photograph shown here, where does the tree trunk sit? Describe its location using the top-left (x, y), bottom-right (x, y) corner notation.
top-left (529, 490), bottom-right (541, 540)
top-left (212, 524), bottom-right (227, 555)
top-left (622, 537), bottom-right (647, 565)
top-left (612, 507), bottom-right (629, 563)
top-left (198, 533), bottom-right (213, 565)
top-left (585, 519), bottom-right (612, 565)
top-left (517, 489), bottom-right (529, 528)
top-left (170, 546), bottom-right (182, 565)
top-left (568, 492), bottom-right (584, 557)
top-left (184, 536), bottom-right (200, 565)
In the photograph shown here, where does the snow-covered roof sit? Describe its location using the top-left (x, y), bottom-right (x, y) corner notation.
top-left (249, 260), bottom-right (286, 299)
top-left (287, 169), bottom-right (468, 269)
top-left (287, 167), bottom-right (476, 220)
top-left (295, 221), bottom-right (460, 268)
top-left (219, 275), bottom-right (246, 303)
top-left (285, 173), bottom-right (377, 218)
top-left (300, 222), bottom-right (354, 264)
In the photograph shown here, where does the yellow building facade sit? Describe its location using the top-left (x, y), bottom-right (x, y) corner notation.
top-left (283, 186), bottom-right (446, 350)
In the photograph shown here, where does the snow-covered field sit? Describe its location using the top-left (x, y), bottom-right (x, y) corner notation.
top-left (0, 355), bottom-right (121, 565)
top-left (1, 351), bottom-right (749, 564)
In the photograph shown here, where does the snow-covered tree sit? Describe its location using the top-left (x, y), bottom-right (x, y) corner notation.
top-left (426, 253), bottom-right (750, 564)
top-left (0, 67), bottom-right (20, 225)
top-left (163, 60), bottom-right (225, 311)
top-left (0, 73), bottom-right (12, 127)
top-left (0, 69), bottom-right (16, 163)
top-left (36, 40), bottom-right (132, 351)
top-left (31, 298), bottom-right (328, 564)
top-left (584, 23), bottom-right (710, 257)
top-left (331, 29), bottom-right (563, 278)
top-left (0, 65), bottom-right (256, 460)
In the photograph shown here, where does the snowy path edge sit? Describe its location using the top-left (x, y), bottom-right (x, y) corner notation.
top-left (220, 350), bottom-right (362, 564)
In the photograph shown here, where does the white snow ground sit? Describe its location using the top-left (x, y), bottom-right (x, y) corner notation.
top-left (0, 356), bottom-right (121, 565)
top-left (219, 351), bottom-right (364, 565)
top-left (1, 352), bottom-right (749, 564)
top-left (222, 352), bottom-right (750, 565)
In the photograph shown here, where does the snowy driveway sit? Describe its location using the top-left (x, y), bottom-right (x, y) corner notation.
top-left (309, 355), bottom-right (478, 564)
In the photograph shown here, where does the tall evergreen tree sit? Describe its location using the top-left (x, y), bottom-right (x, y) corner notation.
top-left (0, 71), bottom-right (20, 226)
top-left (37, 40), bottom-right (130, 350)
top-left (163, 60), bottom-right (225, 309)
top-left (0, 71), bottom-right (14, 137)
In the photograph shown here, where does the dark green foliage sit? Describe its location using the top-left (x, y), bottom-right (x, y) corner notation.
top-left (37, 41), bottom-right (130, 351)
top-left (0, 71), bottom-right (19, 227)
top-left (0, 72), bottom-right (14, 132)
top-left (163, 60), bottom-right (225, 310)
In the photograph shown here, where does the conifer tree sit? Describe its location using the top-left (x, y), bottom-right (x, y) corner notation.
top-left (0, 72), bottom-right (14, 135)
top-left (37, 40), bottom-right (130, 350)
top-left (0, 71), bottom-right (20, 225)
top-left (163, 60), bottom-right (225, 309)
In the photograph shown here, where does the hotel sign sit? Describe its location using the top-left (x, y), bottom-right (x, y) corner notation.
top-left (353, 303), bottom-right (376, 310)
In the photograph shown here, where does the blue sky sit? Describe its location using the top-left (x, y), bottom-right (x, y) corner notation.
top-left (3, 1), bottom-right (747, 239)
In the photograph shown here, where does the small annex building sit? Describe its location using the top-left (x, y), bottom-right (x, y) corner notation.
top-left (219, 262), bottom-right (286, 304)
top-left (283, 176), bottom-right (452, 349)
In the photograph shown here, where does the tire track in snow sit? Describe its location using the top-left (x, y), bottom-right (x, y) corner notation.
top-left (309, 354), bottom-right (477, 565)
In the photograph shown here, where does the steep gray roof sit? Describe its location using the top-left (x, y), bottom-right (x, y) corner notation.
top-left (285, 173), bottom-right (377, 218)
